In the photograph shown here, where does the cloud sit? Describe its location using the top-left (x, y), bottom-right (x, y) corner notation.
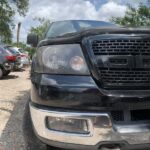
top-left (27, 0), bottom-right (126, 21)
top-left (98, 1), bottom-right (127, 20)
top-left (13, 0), bottom-right (127, 42)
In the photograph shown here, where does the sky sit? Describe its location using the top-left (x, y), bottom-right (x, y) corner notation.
top-left (12, 0), bottom-right (143, 42)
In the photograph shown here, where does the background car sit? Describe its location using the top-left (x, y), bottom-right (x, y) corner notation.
top-left (4, 46), bottom-right (23, 70)
top-left (0, 45), bottom-right (15, 78)
top-left (12, 47), bottom-right (30, 67)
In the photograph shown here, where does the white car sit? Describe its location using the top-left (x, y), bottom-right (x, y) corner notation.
top-left (11, 47), bottom-right (30, 66)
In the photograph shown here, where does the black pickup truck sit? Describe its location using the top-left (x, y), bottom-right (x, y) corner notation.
top-left (24, 20), bottom-right (150, 150)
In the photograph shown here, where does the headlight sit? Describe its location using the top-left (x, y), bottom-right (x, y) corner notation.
top-left (36, 44), bottom-right (89, 75)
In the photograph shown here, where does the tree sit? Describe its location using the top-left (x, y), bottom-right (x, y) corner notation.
top-left (28, 18), bottom-right (50, 57)
top-left (17, 22), bottom-right (21, 46)
top-left (12, 42), bottom-right (27, 49)
top-left (30, 18), bottom-right (50, 40)
top-left (0, 0), bottom-right (29, 43)
top-left (13, 0), bottom-right (29, 16)
top-left (112, 1), bottom-right (150, 27)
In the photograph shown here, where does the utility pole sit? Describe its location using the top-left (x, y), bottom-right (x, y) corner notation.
top-left (17, 22), bottom-right (21, 47)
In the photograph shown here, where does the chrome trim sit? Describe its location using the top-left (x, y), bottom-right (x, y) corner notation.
top-left (30, 103), bottom-right (150, 146)
top-left (115, 123), bottom-right (150, 134)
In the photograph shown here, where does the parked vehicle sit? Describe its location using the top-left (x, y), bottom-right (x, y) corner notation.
top-left (0, 45), bottom-right (14, 78)
top-left (12, 47), bottom-right (30, 66)
top-left (24, 20), bottom-right (150, 150)
top-left (4, 46), bottom-right (23, 70)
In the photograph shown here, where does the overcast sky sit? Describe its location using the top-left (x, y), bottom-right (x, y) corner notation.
top-left (12, 0), bottom-right (143, 43)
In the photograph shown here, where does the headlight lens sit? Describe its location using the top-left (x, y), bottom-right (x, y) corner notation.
top-left (38, 44), bottom-right (89, 75)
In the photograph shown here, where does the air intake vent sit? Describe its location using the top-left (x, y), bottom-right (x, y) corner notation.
top-left (111, 109), bottom-right (150, 122)
top-left (111, 111), bottom-right (124, 122)
top-left (131, 109), bottom-right (150, 121)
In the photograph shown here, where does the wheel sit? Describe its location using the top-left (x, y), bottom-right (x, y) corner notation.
top-left (3, 70), bottom-right (11, 76)
top-left (0, 68), bottom-right (3, 79)
top-left (23, 99), bottom-right (63, 150)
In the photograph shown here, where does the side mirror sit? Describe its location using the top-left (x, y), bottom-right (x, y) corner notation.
top-left (27, 34), bottom-right (39, 47)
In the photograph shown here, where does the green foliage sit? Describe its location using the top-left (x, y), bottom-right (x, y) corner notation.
top-left (13, 0), bottom-right (29, 16)
top-left (28, 18), bottom-right (50, 56)
top-left (30, 18), bottom-right (50, 40)
top-left (0, 0), bottom-right (29, 43)
top-left (112, 2), bottom-right (150, 27)
top-left (11, 42), bottom-right (27, 49)
top-left (0, 0), bottom-right (14, 43)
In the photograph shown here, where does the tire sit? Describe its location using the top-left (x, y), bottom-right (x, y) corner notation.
top-left (23, 100), bottom-right (63, 150)
top-left (3, 70), bottom-right (11, 76)
top-left (0, 68), bottom-right (3, 79)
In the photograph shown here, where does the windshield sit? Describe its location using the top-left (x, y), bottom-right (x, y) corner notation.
top-left (6, 47), bottom-right (20, 55)
top-left (0, 46), bottom-right (5, 54)
top-left (46, 20), bottom-right (115, 38)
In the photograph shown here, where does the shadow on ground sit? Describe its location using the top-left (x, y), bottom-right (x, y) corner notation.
top-left (2, 75), bottom-right (19, 80)
top-left (13, 69), bottom-right (26, 72)
top-left (0, 90), bottom-right (29, 150)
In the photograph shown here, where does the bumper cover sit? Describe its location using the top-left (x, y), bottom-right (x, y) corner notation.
top-left (30, 103), bottom-right (150, 149)
top-left (31, 74), bottom-right (150, 111)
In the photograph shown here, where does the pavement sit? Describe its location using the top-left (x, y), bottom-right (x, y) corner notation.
top-left (0, 68), bottom-right (30, 150)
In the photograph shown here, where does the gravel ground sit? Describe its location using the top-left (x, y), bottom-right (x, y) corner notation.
top-left (0, 68), bottom-right (30, 150)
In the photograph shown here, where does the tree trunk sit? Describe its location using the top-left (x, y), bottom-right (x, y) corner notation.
top-left (17, 22), bottom-right (21, 47)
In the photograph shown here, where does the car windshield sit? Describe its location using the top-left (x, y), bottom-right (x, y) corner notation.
top-left (6, 47), bottom-right (20, 55)
top-left (0, 46), bottom-right (4, 54)
top-left (0, 46), bottom-right (12, 55)
top-left (46, 20), bottom-right (115, 38)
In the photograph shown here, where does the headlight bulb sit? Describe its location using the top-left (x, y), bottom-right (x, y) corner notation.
top-left (70, 56), bottom-right (86, 71)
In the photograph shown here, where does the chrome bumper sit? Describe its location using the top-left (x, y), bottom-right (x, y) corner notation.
top-left (30, 103), bottom-right (150, 147)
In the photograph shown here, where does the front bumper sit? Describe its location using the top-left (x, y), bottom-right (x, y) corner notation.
top-left (30, 103), bottom-right (150, 150)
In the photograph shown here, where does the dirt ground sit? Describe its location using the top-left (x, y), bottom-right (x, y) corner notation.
top-left (0, 68), bottom-right (30, 150)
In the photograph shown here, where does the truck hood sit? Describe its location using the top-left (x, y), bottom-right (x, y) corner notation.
top-left (38, 27), bottom-right (150, 47)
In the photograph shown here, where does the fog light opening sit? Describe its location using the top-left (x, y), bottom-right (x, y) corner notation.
top-left (46, 117), bottom-right (90, 134)
top-left (99, 144), bottom-right (121, 150)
